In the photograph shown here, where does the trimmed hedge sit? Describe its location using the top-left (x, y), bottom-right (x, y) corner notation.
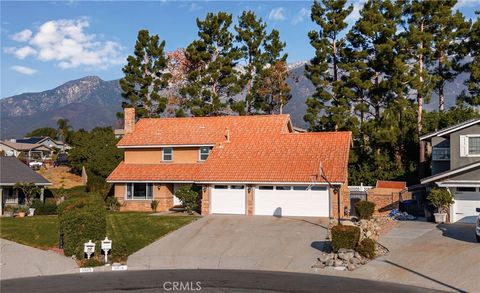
top-left (356, 238), bottom-right (376, 259)
top-left (58, 195), bottom-right (106, 259)
top-left (355, 200), bottom-right (376, 219)
top-left (31, 200), bottom-right (58, 215)
top-left (331, 225), bottom-right (360, 252)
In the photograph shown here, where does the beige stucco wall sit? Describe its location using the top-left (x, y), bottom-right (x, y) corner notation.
top-left (123, 147), bottom-right (201, 164)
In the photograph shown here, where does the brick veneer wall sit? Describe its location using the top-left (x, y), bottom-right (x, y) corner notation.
top-left (330, 184), bottom-right (350, 219)
top-left (367, 188), bottom-right (412, 217)
top-left (201, 185), bottom-right (211, 215)
top-left (114, 183), bottom-right (174, 212)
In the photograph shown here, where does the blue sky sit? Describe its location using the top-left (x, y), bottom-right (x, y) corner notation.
top-left (1, 0), bottom-right (479, 98)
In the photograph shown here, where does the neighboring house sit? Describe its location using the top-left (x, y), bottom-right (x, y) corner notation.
top-left (0, 157), bottom-right (51, 215)
top-left (16, 136), bottom-right (71, 151)
top-left (0, 140), bottom-right (53, 161)
top-left (107, 108), bottom-right (352, 219)
top-left (420, 119), bottom-right (480, 223)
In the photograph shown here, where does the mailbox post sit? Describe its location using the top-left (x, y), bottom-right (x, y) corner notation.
top-left (101, 237), bottom-right (112, 263)
top-left (84, 240), bottom-right (95, 259)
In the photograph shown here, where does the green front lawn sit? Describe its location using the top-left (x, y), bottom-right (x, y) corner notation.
top-left (0, 212), bottom-right (196, 258)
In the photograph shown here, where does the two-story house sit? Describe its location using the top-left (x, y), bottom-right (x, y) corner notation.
top-left (107, 108), bottom-right (352, 219)
top-left (420, 119), bottom-right (480, 223)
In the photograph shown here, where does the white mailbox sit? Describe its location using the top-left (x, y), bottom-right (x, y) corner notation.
top-left (101, 237), bottom-right (112, 263)
top-left (84, 240), bottom-right (95, 259)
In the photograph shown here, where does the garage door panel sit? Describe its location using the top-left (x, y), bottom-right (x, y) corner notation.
top-left (255, 188), bottom-right (329, 217)
top-left (211, 187), bottom-right (246, 215)
top-left (454, 192), bottom-right (480, 223)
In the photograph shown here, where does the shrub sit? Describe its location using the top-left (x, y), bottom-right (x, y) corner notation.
top-left (59, 195), bottom-right (107, 259)
top-left (175, 185), bottom-right (199, 214)
top-left (331, 225), bottom-right (361, 252)
top-left (355, 200), bottom-right (376, 219)
top-left (427, 187), bottom-right (454, 213)
top-left (151, 200), bottom-right (159, 212)
top-left (106, 196), bottom-right (120, 211)
top-left (31, 200), bottom-right (58, 215)
top-left (86, 172), bottom-right (111, 196)
top-left (356, 238), bottom-right (376, 259)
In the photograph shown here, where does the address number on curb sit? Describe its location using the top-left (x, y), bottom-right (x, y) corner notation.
top-left (80, 267), bottom-right (94, 273)
top-left (112, 265), bottom-right (128, 271)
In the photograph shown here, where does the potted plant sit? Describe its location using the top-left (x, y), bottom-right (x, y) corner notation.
top-left (17, 206), bottom-right (27, 218)
top-left (427, 187), bottom-right (454, 223)
top-left (3, 205), bottom-right (14, 217)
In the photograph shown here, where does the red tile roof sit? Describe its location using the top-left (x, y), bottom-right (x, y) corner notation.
top-left (107, 162), bottom-right (202, 182)
top-left (196, 132), bottom-right (351, 183)
top-left (376, 181), bottom-right (406, 190)
top-left (117, 115), bottom-right (292, 146)
top-left (109, 115), bottom-right (352, 184)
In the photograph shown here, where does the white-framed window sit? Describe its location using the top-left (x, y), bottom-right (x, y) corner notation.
top-left (126, 183), bottom-right (153, 200)
top-left (259, 186), bottom-right (274, 190)
top-left (230, 185), bottom-right (244, 190)
top-left (276, 186), bottom-right (292, 190)
top-left (214, 185), bottom-right (228, 189)
top-left (293, 186), bottom-right (309, 191)
top-left (311, 186), bottom-right (327, 191)
top-left (199, 147), bottom-right (211, 161)
top-left (162, 147), bottom-right (173, 161)
top-left (460, 135), bottom-right (480, 157)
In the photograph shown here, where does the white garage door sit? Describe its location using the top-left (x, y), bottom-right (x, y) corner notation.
top-left (453, 189), bottom-right (480, 223)
top-left (210, 185), bottom-right (246, 215)
top-left (255, 185), bottom-right (329, 217)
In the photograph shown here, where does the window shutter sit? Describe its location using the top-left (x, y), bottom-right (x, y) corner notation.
top-left (459, 135), bottom-right (468, 157)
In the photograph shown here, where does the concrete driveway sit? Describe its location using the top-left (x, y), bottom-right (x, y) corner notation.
top-left (128, 215), bottom-right (328, 272)
top-left (0, 239), bottom-right (78, 280)
top-left (328, 221), bottom-right (480, 292)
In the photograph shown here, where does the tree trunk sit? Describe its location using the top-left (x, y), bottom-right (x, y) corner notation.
top-left (418, 22), bottom-right (425, 177)
top-left (438, 55), bottom-right (445, 112)
top-left (333, 33), bottom-right (338, 131)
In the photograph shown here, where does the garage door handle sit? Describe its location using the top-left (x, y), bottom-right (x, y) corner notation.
top-left (455, 213), bottom-right (464, 215)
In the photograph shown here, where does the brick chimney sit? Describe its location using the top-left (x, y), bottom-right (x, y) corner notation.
top-left (124, 108), bottom-right (135, 134)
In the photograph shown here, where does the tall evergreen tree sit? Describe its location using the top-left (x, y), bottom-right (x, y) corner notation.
top-left (233, 11), bottom-right (288, 115)
top-left (465, 11), bottom-right (480, 106)
top-left (181, 12), bottom-right (242, 116)
top-left (304, 0), bottom-right (353, 131)
top-left (253, 61), bottom-right (291, 114)
top-left (120, 30), bottom-right (170, 118)
top-left (430, 0), bottom-right (470, 111)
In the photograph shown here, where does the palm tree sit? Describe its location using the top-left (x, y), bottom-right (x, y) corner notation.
top-left (57, 119), bottom-right (72, 143)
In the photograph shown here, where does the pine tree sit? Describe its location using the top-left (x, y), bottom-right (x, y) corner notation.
top-left (181, 12), bottom-right (242, 116)
top-left (120, 30), bottom-right (170, 118)
top-left (304, 0), bottom-right (353, 131)
top-left (234, 11), bottom-right (288, 115)
top-left (465, 11), bottom-right (480, 106)
top-left (253, 61), bottom-right (291, 114)
top-left (430, 1), bottom-right (470, 111)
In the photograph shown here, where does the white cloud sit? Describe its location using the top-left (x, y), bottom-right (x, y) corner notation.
top-left (269, 7), bottom-right (286, 21)
top-left (454, 0), bottom-right (478, 9)
top-left (345, 0), bottom-right (365, 24)
top-left (5, 18), bottom-right (125, 69)
top-left (10, 29), bottom-right (32, 42)
top-left (10, 65), bottom-right (38, 75)
top-left (189, 2), bottom-right (201, 12)
top-left (291, 8), bottom-right (309, 25)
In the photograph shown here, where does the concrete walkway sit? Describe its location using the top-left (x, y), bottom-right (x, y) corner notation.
top-left (128, 215), bottom-right (329, 272)
top-left (0, 239), bottom-right (78, 280)
top-left (319, 221), bottom-right (480, 292)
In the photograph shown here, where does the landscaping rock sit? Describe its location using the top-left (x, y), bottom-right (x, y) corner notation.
top-left (347, 263), bottom-right (356, 271)
top-left (349, 257), bottom-right (361, 265)
top-left (312, 262), bottom-right (326, 269)
top-left (318, 254), bottom-right (330, 263)
top-left (334, 266), bottom-right (346, 271)
top-left (334, 260), bottom-right (344, 267)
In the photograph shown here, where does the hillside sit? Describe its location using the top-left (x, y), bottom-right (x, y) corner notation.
top-left (0, 64), bottom-right (469, 138)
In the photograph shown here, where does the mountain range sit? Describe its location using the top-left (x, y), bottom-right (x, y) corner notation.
top-left (0, 63), bottom-right (469, 139)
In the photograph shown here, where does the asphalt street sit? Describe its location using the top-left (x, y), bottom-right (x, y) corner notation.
top-left (1, 269), bottom-right (445, 293)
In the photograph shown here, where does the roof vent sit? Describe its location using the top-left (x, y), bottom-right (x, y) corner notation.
top-left (225, 127), bottom-right (230, 143)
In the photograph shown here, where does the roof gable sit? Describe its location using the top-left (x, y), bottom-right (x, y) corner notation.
top-left (420, 119), bottom-right (480, 141)
top-left (0, 157), bottom-right (51, 185)
top-left (117, 115), bottom-right (292, 147)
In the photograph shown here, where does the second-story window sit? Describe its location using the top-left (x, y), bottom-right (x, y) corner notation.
top-left (163, 147), bottom-right (173, 161)
top-left (199, 147), bottom-right (211, 161)
top-left (468, 137), bottom-right (480, 155)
